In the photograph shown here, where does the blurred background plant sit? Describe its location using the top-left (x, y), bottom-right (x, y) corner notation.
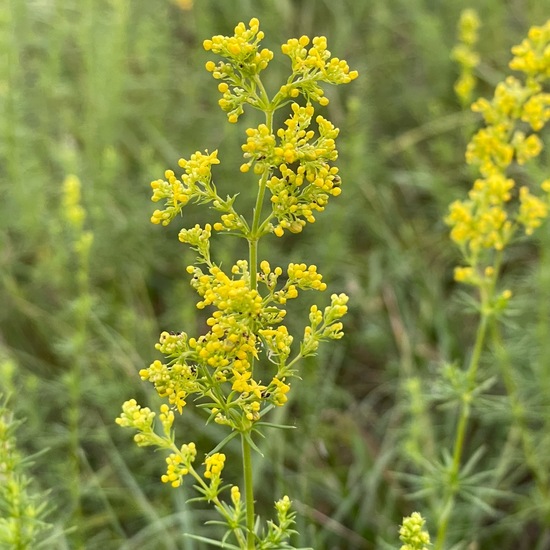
top-left (2, 0), bottom-right (550, 548)
top-left (0, 391), bottom-right (56, 548)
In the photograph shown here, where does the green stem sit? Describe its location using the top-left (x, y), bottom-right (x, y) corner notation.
top-left (242, 104), bottom-right (275, 550)
top-left (242, 434), bottom-right (256, 549)
top-left (434, 300), bottom-right (490, 550)
top-left (248, 108), bottom-right (274, 291)
top-left (435, 251), bottom-right (506, 548)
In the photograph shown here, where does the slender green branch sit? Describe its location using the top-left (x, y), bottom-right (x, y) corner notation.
top-left (435, 299), bottom-right (490, 550)
top-left (241, 435), bottom-right (256, 549)
top-left (248, 108), bottom-right (274, 291)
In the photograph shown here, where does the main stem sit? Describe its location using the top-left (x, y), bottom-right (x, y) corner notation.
top-left (242, 435), bottom-right (256, 549)
top-left (249, 109), bottom-right (274, 288)
top-left (242, 107), bottom-right (274, 550)
top-left (434, 302), bottom-right (489, 550)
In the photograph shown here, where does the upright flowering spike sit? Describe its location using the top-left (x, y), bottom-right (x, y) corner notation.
top-left (118, 18), bottom-right (357, 549)
top-left (438, 22), bottom-right (550, 547)
top-left (447, 20), bottom-right (550, 281)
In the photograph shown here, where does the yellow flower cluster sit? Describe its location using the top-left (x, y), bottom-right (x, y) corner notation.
top-left (262, 104), bottom-right (342, 237)
top-left (517, 185), bottom-right (549, 235)
top-left (270, 376), bottom-right (291, 406)
top-left (258, 261), bottom-right (327, 305)
top-left (231, 369), bottom-right (264, 396)
top-left (509, 20), bottom-right (550, 78)
top-left (139, 359), bottom-right (199, 414)
top-left (173, 0), bottom-right (193, 10)
top-left (212, 212), bottom-right (245, 233)
top-left (274, 104), bottom-right (338, 168)
top-left (302, 294), bottom-right (348, 355)
top-left (280, 35), bottom-right (358, 105)
top-left (204, 18), bottom-right (272, 75)
top-left (204, 18), bottom-right (273, 122)
top-left (399, 512), bottom-right (431, 550)
top-left (446, 20), bottom-right (550, 281)
top-left (137, 252), bottom-right (344, 427)
top-left (116, 399), bottom-right (155, 431)
top-left (258, 260), bottom-right (283, 290)
top-left (229, 370), bottom-right (290, 409)
top-left (446, 178), bottom-right (513, 253)
top-left (115, 399), bottom-right (161, 447)
top-left (150, 151), bottom-right (220, 226)
top-left (201, 21), bottom-right (356, 238)
top-left (158, 403), bottom-right (175, 434)
top-left (204, 452), bottom-right (226, 479)
top-left (451, 9), bottom-right (481, 105)
top-left (230, 485), bottom-right (241, 504)
top-left (154, 330), bottom-right (191, 357)
top-left (240, 123), bottom-right (276, 174)
top-left (259, 325), bottom-right (293, 364)
top-left (178, 223), bottom-right (212, 262)
top-left (151, 151), bottom-right (245, 237)
top-left (204, 16), bottom-right (357, 125)
top-left (161, 442), bottom-right (197, 488)
top-left (191, 265), bottom-right (261, 314)
top-left (287, 263), bottom-right (327, 291)
top-left (62, 175), bottom-right (86, 229)
top-left (187, 264), bottom-right (261, 374)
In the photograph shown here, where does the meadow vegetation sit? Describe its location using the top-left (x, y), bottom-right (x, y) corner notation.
top-left (2, 1), bottom-right (550, 548)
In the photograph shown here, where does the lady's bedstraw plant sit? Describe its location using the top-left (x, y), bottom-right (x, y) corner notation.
top-left (435, 20), bottom-right (550, 550)
top-left (0, 395), bottom-right (53, 548)
top-left (117, 18), bottom-right (357, 549)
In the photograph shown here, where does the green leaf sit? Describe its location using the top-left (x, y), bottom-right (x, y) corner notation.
top-left (209, 431), bottom-right (240, 455)
top-left (184, 534), bottom-right (240, 549)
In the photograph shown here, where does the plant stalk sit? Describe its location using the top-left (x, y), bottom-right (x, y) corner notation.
top-left (242, 106), bottom-right (275, 550)
top-left (434, 304), bottom-right (489, 550)
top-left (242, 434), bottom-right (256, 549)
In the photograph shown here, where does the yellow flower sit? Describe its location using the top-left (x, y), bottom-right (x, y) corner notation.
top-left (509, 20), bottom-right (550, 78)
top-left (521, 93), bottom-right (550, 130)
top-left (204, 453), bottom-right (226, 479)
top-left (231, 370), bottom-right (252, 393)
top-left (161, 443), bottom-right (197, 488)
top-left (517, 186), bottom-right (548, 235)
top-left (271, 377), bottom-right (291, 406)
top-left (172, 0), bottom-right (193, 10)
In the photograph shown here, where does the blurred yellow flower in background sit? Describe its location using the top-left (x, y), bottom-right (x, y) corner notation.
top-left (173, 0), bottom-right (193, 10)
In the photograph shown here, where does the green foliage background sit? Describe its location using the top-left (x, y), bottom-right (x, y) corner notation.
top-left (2, 0), bottom-right (550, 548)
